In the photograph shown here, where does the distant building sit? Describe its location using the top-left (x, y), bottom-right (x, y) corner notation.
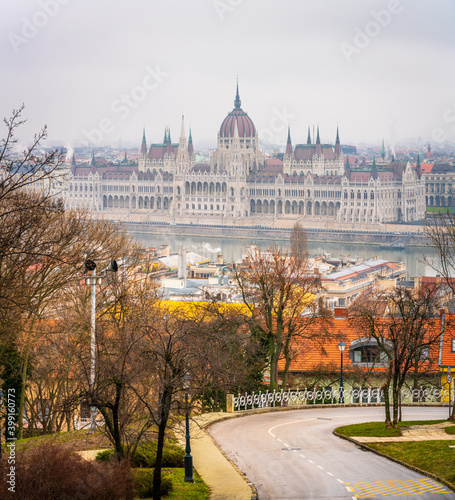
top-left (64, 84), bottom-right (426, 225)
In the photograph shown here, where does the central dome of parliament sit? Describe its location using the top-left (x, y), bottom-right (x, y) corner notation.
top-left (219, 84), bottom-right (256, 138)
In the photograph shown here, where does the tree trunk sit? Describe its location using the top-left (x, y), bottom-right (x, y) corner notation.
top-left (153, 390), bottom-right (171, 500)
top-left (383, 382), bottom-right (391, 427)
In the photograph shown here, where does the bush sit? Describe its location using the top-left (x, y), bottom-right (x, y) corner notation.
top-left (96, 448), bottom-right (116, 462)
top-left (0, 442), bottom-right (134, 499)
top-left (131, 441), bottom-right (184, 468)
top-left (134, 469), bottom-right (173, 498)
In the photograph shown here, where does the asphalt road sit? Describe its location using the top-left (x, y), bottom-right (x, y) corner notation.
top-left (209, 406), bottom-right (455, 500)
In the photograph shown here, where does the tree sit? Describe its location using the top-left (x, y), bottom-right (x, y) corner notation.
top-left (350, 284), bottom-right (445, 427)
top-left (424, 212), bottom-right (455, 419)
top-left (231, 223), bottom-right (331, 391)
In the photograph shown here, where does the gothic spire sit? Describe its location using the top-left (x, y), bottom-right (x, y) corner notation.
top-left (188, 127), bottom-right (194, 154)
top-left (286, 126), bottom-right (292, 155)
top-left (141, 128), bottom-right (147, 155)
top-left (315, 126), bottom-right (322, 156)
top-left (307, 126), bottom-right (311, 145)
top-left (335, 126), bottom-right (341, 156)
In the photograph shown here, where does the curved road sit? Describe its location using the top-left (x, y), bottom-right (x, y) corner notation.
top-left (209, 407), bottom-right (455, 499)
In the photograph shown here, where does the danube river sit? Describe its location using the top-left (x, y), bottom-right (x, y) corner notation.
top-left (131, 231), bottom-right (438, 279)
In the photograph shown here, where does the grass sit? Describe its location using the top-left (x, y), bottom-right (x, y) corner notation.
top-left (336, 420), bottom-right (447, 438)
top-left (426, 207), bottom-right (455, 213)
top-left (133, 468), bottom-right (209, 499)
top-left (368, 441), bottom-right (455, 489)
top-left (335, 420), bottom-right (455, 490)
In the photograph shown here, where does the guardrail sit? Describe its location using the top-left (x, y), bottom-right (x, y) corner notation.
top-left (233, 387), bottom-right (453, 411)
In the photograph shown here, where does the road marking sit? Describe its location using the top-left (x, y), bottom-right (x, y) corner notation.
top-left (345, 486), bottom-right (354, 492)
top-left (292, 449), bottom-right (298, 453)
top-left (277, 438), bottom-right (282, 442)
top-left (327, 472), bottom-right (334, 477)
top-left (317, 465), bottom-right (324, 470)
top-left (307, 459), bottom-right (314, 464)
top-left (299, 454), bottom-right (306, 458)
top-left (267, 418), bottom-right (315, 437)
top-left (349, 478), bottom-right (451, 496)
top-left (337, 478), bottom-right (345, 484)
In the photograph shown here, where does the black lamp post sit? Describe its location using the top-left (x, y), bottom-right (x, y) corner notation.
top-left (338, 341), bottom-right (346, 404)
top-left (184, 374), bottom-right (194, 483)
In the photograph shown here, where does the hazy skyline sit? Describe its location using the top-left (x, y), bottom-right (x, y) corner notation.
top-left (2, 0), bottom-right (455, 150)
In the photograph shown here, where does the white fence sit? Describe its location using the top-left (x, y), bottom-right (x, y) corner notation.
top-left (233, 387), bottom-right (453, 411)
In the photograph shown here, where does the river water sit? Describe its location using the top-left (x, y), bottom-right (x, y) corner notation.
top-left (130, 231), bottom-right (438, 279)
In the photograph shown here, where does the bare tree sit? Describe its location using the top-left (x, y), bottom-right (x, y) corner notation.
top-left (231, 224), bottom-right (331, 391)
top-left (350, 284), bottom-right (445, 427)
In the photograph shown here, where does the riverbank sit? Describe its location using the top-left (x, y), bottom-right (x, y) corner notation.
top-left (119, 221), bottom-right (431, 247)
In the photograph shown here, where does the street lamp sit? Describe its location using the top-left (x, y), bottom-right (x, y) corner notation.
top-left (338, 341), bottom-right (346, 404)
top-left (84, 258), bottom-right (118, 433)
top-left (183, 373), bottom-right (194, 483)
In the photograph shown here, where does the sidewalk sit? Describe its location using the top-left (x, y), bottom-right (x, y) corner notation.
top-left (352, 421), bottom-right (455, 443)
top-left (176, 412), bottom-right (254, 500)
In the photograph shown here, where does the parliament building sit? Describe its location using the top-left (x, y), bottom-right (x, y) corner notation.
top-left (65, 85), bottom-right (425, 227)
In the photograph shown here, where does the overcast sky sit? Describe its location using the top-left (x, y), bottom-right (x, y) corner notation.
top-left (2, 0), bottom-right (455, 150)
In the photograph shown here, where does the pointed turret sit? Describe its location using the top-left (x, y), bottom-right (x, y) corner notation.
top-left (166, 127), bottom-right (172, 154)
top-left (344, 155), bottom-right (350, 179)
top-left (123, 151), bottom-right (128, 163)
top-left (71, 153), bottom-right (76, 166)
top-left (381, 138), bottom-right (385, 160)
top-left (163, 128), bottom-right (168, 144)
top-left (188, 128), bottom-right (194, 155)
top-left (315, 126), bottom-right (322, 156)
top-left (179, 115), bottom-right (187, 150)
top-left (307, 126), bottom-right (311, 145)
top-left (285, 126), bottom-right (292, 156)
top-left (141, 128), bottom-right (147, 155)
top-left (335, 126), bottom-right (341, 156)
top-left (90, 152), bottom-right (96, 174)
top-left (425, 143), bottom-right (433, 159)
top-left (234, 78), bottom-right (241, 109)
top-left (416, 154), bottom-right (422, 179)
top-left (371, 157), bottom-right (378, 180)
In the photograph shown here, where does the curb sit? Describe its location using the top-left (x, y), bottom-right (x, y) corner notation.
top-left (333, 430), bottom-right (455, 494)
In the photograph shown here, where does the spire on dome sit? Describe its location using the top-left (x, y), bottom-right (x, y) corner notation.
top-left (335, 126), bottom-right (341, 156)
top-left (141, 128), bottom-right (147, 155)
top-left (286, 126), bottom-right (292, 156)
top-left (188, 127), bottom-right (194, 154)
top-left (307, 126), bottom-right (311, 145)
top-left (234, 77), bottom-right (241, 109)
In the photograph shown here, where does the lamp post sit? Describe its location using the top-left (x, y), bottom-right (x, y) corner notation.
top-left (338, 341), bottom-right (346, 404)
top-left (84, 258), bottom-right (118, 433)
top-left (183, 373), bottom-right (194, 483)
